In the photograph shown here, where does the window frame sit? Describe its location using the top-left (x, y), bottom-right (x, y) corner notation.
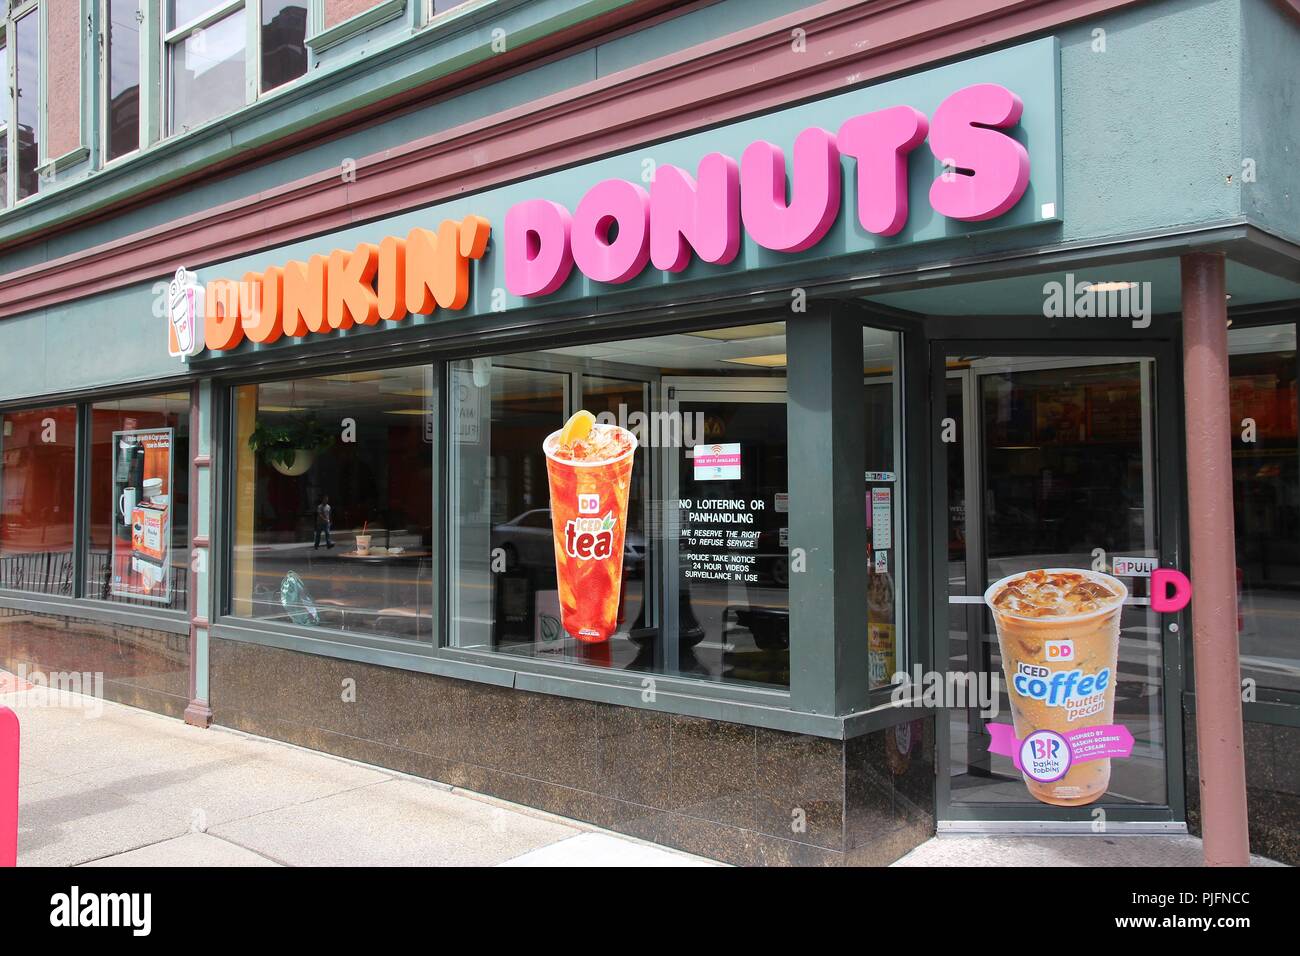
top-left (99, 0), bottom-right (147, 167)
top-left (1222, 316), bottom-right (1300, 701)
top-left (162, 0), bottom-right (311, 138)
top-left (163, 0), bottom-right (250, 135)
top-left (200, 302), bottom-right (923, 734)
top-left (223, 362), bottom-right (440, 645)
top-left (0, 27), bottom-right (8, 208)
top-left (0, 384), bottom-right (196, 633)
top-left (7, 0), bottom-right (40, 206)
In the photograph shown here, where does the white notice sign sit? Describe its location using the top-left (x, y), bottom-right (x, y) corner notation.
top-left (1113, 555), bottom-right (1159, 578)
top-left (693, 443), bottom-right (741, 481)
top-left (871, 488), bottom-right (892, 550)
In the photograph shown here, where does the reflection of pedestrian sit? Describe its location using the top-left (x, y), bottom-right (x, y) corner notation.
top-left (314, 496), bottom-right (334, 549)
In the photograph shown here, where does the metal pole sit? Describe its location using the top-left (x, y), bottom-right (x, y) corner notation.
top-left (1180, 252), bottom-right (1250, 866)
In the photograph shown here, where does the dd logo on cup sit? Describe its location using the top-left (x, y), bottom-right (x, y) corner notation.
top-left (578, 494), bottom-right (600, 515)
top-left (1020, 729), bottom-right (1071, 783)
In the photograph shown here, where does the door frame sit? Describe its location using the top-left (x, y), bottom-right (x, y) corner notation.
top-left (930, 337), bottom-right (1188, 830)
top-left (661, 376), bottom-right (788, 682)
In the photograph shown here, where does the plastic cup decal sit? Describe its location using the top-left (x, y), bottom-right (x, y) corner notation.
top-left (983, 568), bottom-right (1131, 807)
top-left (544, 410), bottom-right (638, 643)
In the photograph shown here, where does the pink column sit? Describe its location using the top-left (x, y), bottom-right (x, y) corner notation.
top-left (0, 706), bottom-right (17, 867)
top-left (1180, 252), bottom-right (1250, 866)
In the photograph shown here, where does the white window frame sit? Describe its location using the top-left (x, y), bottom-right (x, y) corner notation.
top-left (0, 26), bottom-right (9, 207)
top-left (7, 0), bottom-right (41, 205)
top-left (100, 0), bottom-right (147, 166)
top-left (162, 0), bottom-right (311, 137)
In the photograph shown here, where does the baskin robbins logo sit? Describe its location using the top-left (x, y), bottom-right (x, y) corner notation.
top-left (1013, 662), bottom-right (1111, 722)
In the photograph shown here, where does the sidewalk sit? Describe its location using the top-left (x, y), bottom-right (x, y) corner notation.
top-left (3, 682), bottom-right (1285, 868)
top-left (3, 686), bottom-right (716, 867)
top-left (896, 835), bottom-right (1283, 867)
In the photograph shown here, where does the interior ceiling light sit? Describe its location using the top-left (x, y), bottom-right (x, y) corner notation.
top-left (686, 323), bottom-right (786, 341)
top-left (322, 371), bottom-right (389, 383)
top-left (722, 353), bottom-right (788, 368)
top-left (1083, 281), bottom-right (1137, 292)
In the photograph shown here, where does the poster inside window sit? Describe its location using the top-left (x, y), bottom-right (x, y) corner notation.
top-left (449, 322), bottom-right (797, 688)
top-left (109, 428), bottom-right (174, 602)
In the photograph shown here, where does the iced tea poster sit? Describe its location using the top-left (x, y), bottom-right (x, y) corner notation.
top-left (542, 411), bottom-right (638, 643)
top-left (110, 428), bottom-right (174, 602)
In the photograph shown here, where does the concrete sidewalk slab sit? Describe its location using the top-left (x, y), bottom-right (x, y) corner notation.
top-left (209, 778), bottom-right (580, 867)
top-left (4, 684), bottom-right (715, 867)
top-left (894, 834), bottom-right (1286, 867)
top-left (80, 832), bottom-right (283, 867)
top-left (501, 832), bottom-right (722, 867)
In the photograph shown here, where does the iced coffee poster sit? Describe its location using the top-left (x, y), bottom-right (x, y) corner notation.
top-left (542, 411), bottom-right (638, 642)
top-left (984, 568), bottom-right (1135, 807)
top-left (110, 428), bottom-right (174, 602)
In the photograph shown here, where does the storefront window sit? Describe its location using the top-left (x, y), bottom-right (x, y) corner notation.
top-left (1228, 324), bottom-right (1299, 693)
top-left (88, 394), bottom-right (190, 610)
top-left (0, 406), bottom-right (77, 595)
top-left (864, 327), bottom-right (903, 688)
top-left (231, 366), bottom-right (434, 640)
top-left (449, 322), bottom-right (790, 688)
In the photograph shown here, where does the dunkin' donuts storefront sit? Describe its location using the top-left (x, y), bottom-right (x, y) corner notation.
top-left (2, 3), bottom-right (1299, 866)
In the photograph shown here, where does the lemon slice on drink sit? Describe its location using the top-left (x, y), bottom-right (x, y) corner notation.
top-left (559, 409), bottom-right (596, 446)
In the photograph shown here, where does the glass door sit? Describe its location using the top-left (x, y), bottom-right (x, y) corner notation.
top-left (937, 348), bottom-right (1185, 825)
top-left (662, 379), bottom-right (790, 688)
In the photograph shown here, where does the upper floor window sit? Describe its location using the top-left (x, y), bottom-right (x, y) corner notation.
top-left (260, 0), bottom-right (307, 92)
top-left (0, 36), bottom-right (8, 206)
top-left (13, 7), bottom-right (39, 201)
top-left (104, 0), bottom-right (142, 162)
top-left (166, 0), bottom-right (307, 135)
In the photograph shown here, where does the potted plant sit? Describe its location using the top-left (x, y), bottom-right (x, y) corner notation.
top-left (248, 415), bottom-right (335, 477)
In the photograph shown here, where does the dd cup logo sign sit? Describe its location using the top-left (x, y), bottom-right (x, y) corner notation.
top-left (166, 267), bottom-right (205, 359)
top-left (543, 411), bottom-right (638, 642)
top-left (984, 569), bottom-right (1134, 807)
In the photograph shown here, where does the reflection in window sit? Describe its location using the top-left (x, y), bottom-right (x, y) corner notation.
top-left (15, 12), bottom-right (39, 200)
top-left (1229, 324), bottom-right (1299, 692)
top-left (170, 8), bottom-right (247, 132)
top-left (89, 394), bottom-right (191, 610)
top-left (260, 0), bottom-right (307, 93)
top-left (170, 0), bottom-right (227, 28)
top-left (864, 328), bottom-right (903, 688)
top-left (449, 322), bottom-right (790, 688)
top-left (231, 367), bottom-right (434, 640)
top-left (0, 41), bottom-right (8, 206)
top-left (0, 407), bottom-right (78, 595)
top-left (106, 0), bottom-right (142, 161)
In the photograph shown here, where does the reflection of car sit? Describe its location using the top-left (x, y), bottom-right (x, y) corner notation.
top-left (753, 527), bottom-right (789, 586)
top-left (492, 509), bottom-right (646, 576)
